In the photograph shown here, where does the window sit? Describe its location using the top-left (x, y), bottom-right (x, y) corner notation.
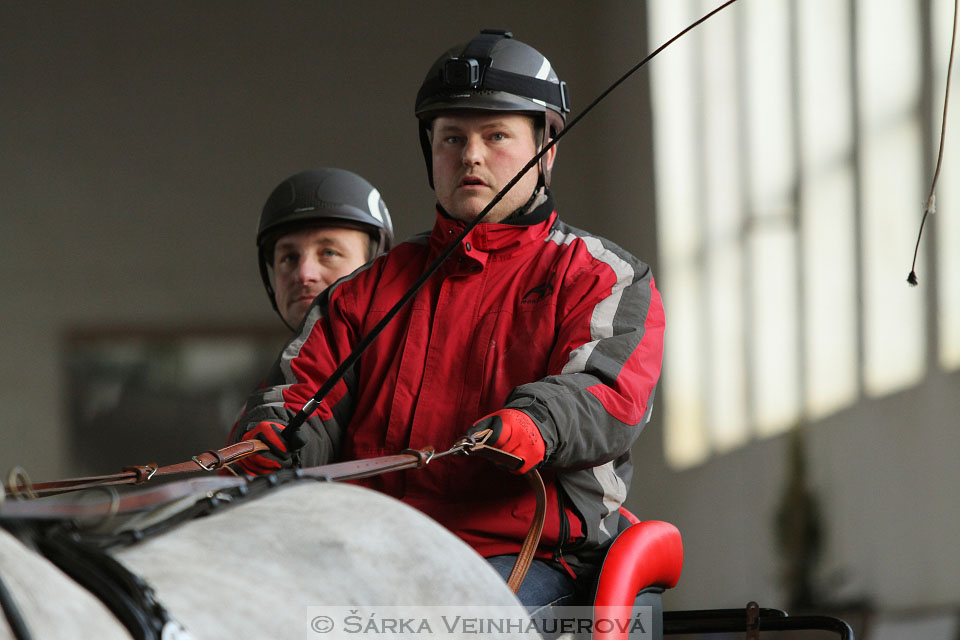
top-left (648, 0), bottom-right (958, 469)
top-left (64, 325), bottom-right (286, 475)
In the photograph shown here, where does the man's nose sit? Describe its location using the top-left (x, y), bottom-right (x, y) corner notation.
top-left (296, 255), bottom-right (322, 283)
top-left (461, 135), bottom-right (483, 166)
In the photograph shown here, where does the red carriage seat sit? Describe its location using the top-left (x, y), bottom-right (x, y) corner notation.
top-left (587, 509), bottom-right (854, 639)
top-left (591, 509), bottom-right (683, 640)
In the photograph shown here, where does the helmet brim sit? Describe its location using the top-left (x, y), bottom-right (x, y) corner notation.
top-left (415, 91), bottom-right (548, 120)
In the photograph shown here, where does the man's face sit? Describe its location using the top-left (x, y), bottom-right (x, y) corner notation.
top-left (431, 112), bottom-right (556, 223)
top-left (272, 225), bottom-right (370, 327)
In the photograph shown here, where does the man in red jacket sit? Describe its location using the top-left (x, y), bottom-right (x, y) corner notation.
top-left (233, 30), bottom-right (665, 611)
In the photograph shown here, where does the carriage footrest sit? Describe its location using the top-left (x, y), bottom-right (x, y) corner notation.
top-left (663, 604), bottom-right (854, 639)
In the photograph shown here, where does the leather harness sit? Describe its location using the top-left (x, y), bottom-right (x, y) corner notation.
top-left (1, 431), bottom-right (546, 594)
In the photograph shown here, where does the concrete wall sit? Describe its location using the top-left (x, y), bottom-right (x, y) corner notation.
top-left (0, 1), bottom-right (654, 476)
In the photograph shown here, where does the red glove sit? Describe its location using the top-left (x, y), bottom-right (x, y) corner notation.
top-left (467, 409), bottom-right (546, 474)
top-left (235, 421), bottom-right (293, 475)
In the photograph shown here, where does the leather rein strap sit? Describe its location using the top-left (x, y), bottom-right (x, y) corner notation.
top-left (2, 435), bottom-right (546, 595)
top-left (457, 433), bottom-right (547, 594)
top-left (4, 440), bottom-right (269, 498)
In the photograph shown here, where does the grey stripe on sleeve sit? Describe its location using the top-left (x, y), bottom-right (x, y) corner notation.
top-left (554, 233), bottom-right (637, 376)
top-left (259, 384), bottom-right (292, 410)
top-left (593, 461), bottom-right (628, 538)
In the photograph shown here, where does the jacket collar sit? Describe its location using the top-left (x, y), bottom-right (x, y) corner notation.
top-left (431, 191), bottom-right (557, 255)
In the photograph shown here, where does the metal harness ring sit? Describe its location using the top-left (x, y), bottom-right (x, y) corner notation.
top-left (76, 486), bottom-right (122, 529)
top-left (5, 466), bottom-right (37, 501)
top-left (452, 428), bottom-right (491, 455)
top-left (122, 463), bottom-right (158, 483)
top-left (400, 448), bottom-right (435, 468)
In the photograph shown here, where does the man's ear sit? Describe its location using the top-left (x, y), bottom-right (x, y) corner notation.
top-left (543, 140), bottom-right (558, 174)
top-left (538, 139), bottom-right (558, 186)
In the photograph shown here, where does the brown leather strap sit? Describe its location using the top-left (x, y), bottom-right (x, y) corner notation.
top-left (461, 433), bottom-right (545, 594)
top-left (299, 448), bottom-right (436, 482)
top-left (0, 448), bottom-right (441, 519)
top-left (155, 441), bottom-right (266, 476)
top-left (4, 435), bottom-right (549, 594)
top-left (8, 441), bottom-right (270, 498)
top-left (507, 470), bottom-right (546, 594)
top-left (0, 476), bottom-right (249, 520)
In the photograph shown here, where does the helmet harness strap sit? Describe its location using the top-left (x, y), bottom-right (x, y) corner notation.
top-left (258, 251), bottom-right (298, 332)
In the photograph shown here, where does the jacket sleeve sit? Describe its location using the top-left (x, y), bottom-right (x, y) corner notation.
top-left (231, 284), bottom-right (361, 467)
top-left (504, 236), bottom-right (665, 470)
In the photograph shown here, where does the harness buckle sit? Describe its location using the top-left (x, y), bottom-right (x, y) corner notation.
top-left (192, 449), bottom-right (227, 472)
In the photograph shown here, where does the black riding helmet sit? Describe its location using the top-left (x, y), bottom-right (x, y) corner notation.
top-left (257, 168), bottom-right (394, 319)
top-left (414, 29), bottom-right (571, 189)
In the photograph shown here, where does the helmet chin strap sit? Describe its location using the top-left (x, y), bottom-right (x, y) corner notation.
top-left (505, 185), bottom-right (546, 221)
top-left (276, 310), bottom-right (297, 333)
top-left (504, 121), bottom-right (551, 221)
top-left (258, 255), bottom-right (299, 332)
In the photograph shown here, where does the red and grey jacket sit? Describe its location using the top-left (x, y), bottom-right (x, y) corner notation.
top-left (236, 192), bottom-right (665, 577)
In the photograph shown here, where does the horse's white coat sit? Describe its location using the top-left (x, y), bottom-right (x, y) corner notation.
top-left (117, 481), bottom-right (531, 637)
top-left (1, 481), bottom-right (538, 639)
top-left (0, 527), bottom-right (132, 639)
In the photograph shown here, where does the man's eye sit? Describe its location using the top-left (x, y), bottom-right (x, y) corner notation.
top-left (322, 249), bottom-right (341, 258)
top-left (444, 136), bottom-right (462, 144)
top-left (490, 132), bottom-right (506, 141)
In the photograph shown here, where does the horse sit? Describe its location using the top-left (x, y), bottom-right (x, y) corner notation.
top-left (0, 475), bottom-right (540, 640)
top-left (1, 455), bottom-right (857, 640)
